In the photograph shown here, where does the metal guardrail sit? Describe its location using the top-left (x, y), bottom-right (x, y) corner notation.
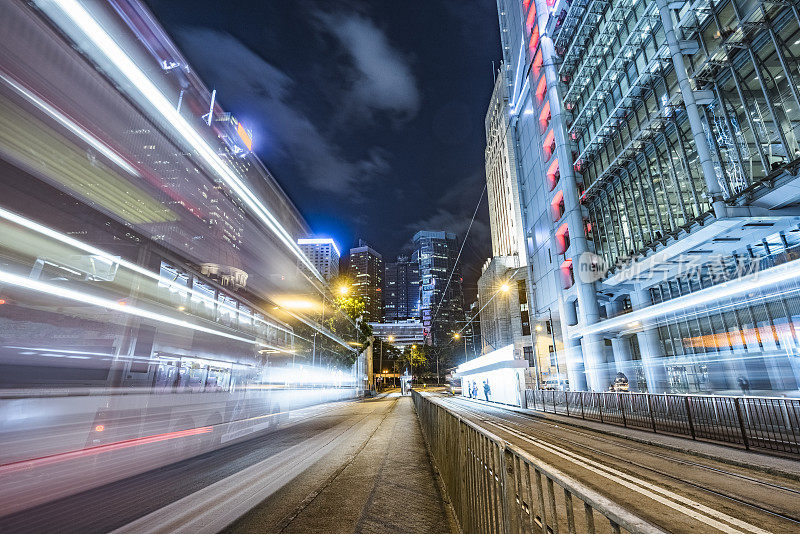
top-left (412, 391), bottom-right (668, 534)
top-left (526, 389), bottom-right (800, 456)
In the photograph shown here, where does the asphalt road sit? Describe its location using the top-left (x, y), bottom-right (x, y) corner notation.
top-left (435, 394), bottom-right (800, 534)
top-left (0, 399), bottom-right (366, 533)
top-left (0, 394), bottom-right (455, 534)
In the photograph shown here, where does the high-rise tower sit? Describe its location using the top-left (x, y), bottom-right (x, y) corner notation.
top-left (348, 240), bottom-right (384, 322)
top-left (413, 230), bottom-right (466, 345)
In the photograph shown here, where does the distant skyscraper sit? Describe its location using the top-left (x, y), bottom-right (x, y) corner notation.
top-left (298, 238), bottom-right (340, 282)
top-left (413, 230), bottom-right (465, 345)
top-left (383, 255), bottom-right (420, 322)
top-left (349, 240), bottom-right (384, 322)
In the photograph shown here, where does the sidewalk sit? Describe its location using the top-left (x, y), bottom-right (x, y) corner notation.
top-left (226, 395), bottom-right (458, 534)
top-left (466, 396), bottom-right (800, 480)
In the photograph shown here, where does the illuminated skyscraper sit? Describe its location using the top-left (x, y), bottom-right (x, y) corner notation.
top-left (298, 238), bottom-right (340, 282)
top-left (349, 241), bottom-right (384, 322)
top-left (383, 255), bottom-right (420, 322)
top-left (413, 230), bottom-right (465, 345)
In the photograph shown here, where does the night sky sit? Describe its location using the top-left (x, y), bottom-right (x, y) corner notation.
top-left (147, 0), bottom-right (501, 302)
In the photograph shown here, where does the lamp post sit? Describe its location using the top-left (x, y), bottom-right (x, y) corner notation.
top-left (411, 344), bottom-right (417, 387)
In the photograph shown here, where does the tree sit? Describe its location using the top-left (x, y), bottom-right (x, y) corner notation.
top-left (327, 275), bottom-right (373, 351)
top-left (398, 345), bottom-right (427, 376)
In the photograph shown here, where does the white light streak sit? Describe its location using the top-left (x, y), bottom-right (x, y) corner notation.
top-left (0, 206), bottom-right (294, 337)
top-left (0, 269), bottom-right (261, 345)
top-left (0, 71), bottom-right (140, 177)
top-left (579, 257), bottom-right (800, 338)
top-left (38, 0), bottom-right (324, 283)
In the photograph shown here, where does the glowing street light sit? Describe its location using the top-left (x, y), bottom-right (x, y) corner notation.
top-left (387, 335), bottom-right (395, 342)
top-left (338, 285), bottom-right (350, 296)
top-left (500, 283), bottom-right (510, 292)
top-left (453, 332), bottom-right (461, 340)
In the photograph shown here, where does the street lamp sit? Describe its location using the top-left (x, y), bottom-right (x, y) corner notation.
top-left (453, 331), bottom-right (468, 364)
top-left (338, 285), bottom-right (349, 296)
top-left (500, 283), bottom-right (510, 292)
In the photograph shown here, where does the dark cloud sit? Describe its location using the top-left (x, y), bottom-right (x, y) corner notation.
top-left (405, 170), bottom-right (491, 291)
top-left (315, 11), bottom-right (420, 121)
top-left (175, 28), bottom-right (391, 199)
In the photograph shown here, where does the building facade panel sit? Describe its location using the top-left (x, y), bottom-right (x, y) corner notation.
top-left (493, 0), bottom-right (800, 394)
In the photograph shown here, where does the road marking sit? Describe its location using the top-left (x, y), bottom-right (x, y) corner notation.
top-left (488, 420), bottom-right (771, 534)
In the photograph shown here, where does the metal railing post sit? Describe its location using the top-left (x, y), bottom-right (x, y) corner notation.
top-left (683, 396), bottom-right (696, 440)
top-left (646, 393), bottom-right (657, 433)
top-left (734, 397), bottom-right (750, 450)
top-left (580, 391), bottom-right (585, 419)
top-left (501, 448), bottom-right (521, 534)
top-left (620, 393), bottom-right (627, 428)
top-left (599, 393), bottom-right (604, 424)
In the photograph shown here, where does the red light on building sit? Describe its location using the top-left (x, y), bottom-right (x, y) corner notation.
top-left (536, 76), bottom-right (547, 103)
top-left (539, 101), bottom-right (551, 132)
top-left (529, 26), bottom-right (540, 55)
top-left (550, 190), bottom-right (564, 221)
top-left (526, 3), bottom-right (537, 34)
top-left (543, 129), bottom-right (555, 159)
top-left (0, 299), bottom-right (6, 305)
top-left (547, 158), bottom-right (560, 190)
top-left (95, 425), bottom-right (105, 432)
top-left (560, 259), bottom-right (574, 289)
top-left (532, 49), bottom-right (543, 76)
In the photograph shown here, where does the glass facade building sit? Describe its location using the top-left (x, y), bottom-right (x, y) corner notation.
top-left (413, 231), bottom-right (467, 345)
top-left (495, 0), bottom-right (800, 394)
top-left (383, 255), bottom-right (420, 322)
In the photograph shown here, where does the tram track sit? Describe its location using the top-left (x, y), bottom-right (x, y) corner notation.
top-left (437, 395), bottom-right (800, 530)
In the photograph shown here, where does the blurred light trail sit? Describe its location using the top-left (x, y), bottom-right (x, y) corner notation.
top-left (579, 256), bottom-right (800, 337)
top-left (0, 70), bottom-right (140, 177)
top-left (0, 426), bottom-right (212, 475)
top-left (35, 0), bottom-right (324, 284)
top-left (0, 206), bottom-right (296, 338)
top-left (0, 269), bottom-right (267, 346)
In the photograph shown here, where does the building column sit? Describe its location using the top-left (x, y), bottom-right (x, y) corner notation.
top-left (541, 34), bottom-right (604, 391)
top-left (610, 336), bottom-right (637, 392)
top-left (657, 0), bottom-right (727, 219)
top-left (558, 288), bottom-right (587, 391)
top-left (631, 288), bottom-right (669, 393)
top-left (605, 300), bottom-right (637, 391)
top-left (581, 334), bottom-right (611, 391)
